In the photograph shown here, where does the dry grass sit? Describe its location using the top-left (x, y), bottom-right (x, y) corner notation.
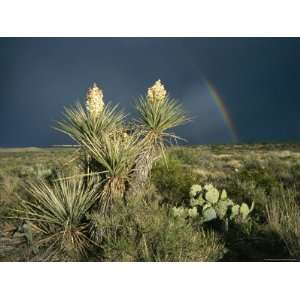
top-left (266, 188), bottom-right (300, 258)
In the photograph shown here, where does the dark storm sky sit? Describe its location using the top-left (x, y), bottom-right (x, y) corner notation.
top-left (1, 38), bottom-right (300, 147)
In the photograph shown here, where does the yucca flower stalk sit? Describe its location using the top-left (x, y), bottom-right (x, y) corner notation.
top-left (18, 176), bottom-right (101, 261)
top-left (147, 79), bottom-right (167, 103)
top-left (86, 83), bottom-right (104, 119)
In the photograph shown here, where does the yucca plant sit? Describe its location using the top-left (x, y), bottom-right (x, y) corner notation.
top-left (18, 176), bottom-right (100, 261)
top-left (130, 80), bottom-right (188, 195)
top-left (80, 129), bottom-right (142, 213)
top-left (56, 102), bottom-right (125, 147)
top-left (12, 80), bottom-right (190, 261)
top-left (55, 83), bottom-right (125, 175)
top-left (55, 80), bottom-right (187, 212)
top-left (56, 84), bottom-right (133, 209)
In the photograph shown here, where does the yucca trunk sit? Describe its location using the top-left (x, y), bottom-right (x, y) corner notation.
top-left (127, 140), bottom-right (159, 200)
top-left (100, 176), bottom-right (126, 214)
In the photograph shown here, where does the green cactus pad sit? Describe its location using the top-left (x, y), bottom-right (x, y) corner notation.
top-left (189, 184), bottom-right (202, 198)
top-left (190, 195), bottom-right (205, 207)
top-left (230, 204), bottom-right (240, 220)
top-left (205, 186), bottom-right (219, 204)
top-left (227, 199), bottom-right (234, 206)
top-left (240, 203), bottom-right (250, 220)
top-left (220, 189), bottom-right (227, 200)
top-left (203, 203), bottom-right (212, 210)
top-left (215, 200), bottom-right (229, 219)
top-left (204, 183), bottom-right (214, 190)
top-left (188, 207), bottom-right (198, 218)
top-left (203, 207), bottom-right (217, 222)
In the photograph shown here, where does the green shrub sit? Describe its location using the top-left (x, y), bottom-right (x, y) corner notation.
top-left (233, 160), bottom-right (279, 194)
top-left (152, 157), bottom-right (202, 206)
top-left (92, 200), bottom-right (224, 262)
top-left (168, 146), bottom-right (203, 165)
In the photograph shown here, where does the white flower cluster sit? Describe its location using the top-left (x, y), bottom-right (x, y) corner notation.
top-left (86, 83), bottom-right (104, 118)
top-left (147, 79), bottom-right (167, 103)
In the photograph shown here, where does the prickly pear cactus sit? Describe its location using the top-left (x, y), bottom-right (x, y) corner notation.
top-left (189, 184), bottom-right (202, 198)
top-left (188, 207), bottom-right (198, 218)
top-left (173, 183), bottom-right (254, 229)
top-left (240, 202), bottom-right (255, 221)
top-left (190, 184), bottom-right (205, 206)
top-left (204, 184), bottom-right (219, 204)
top-left (203, 207), bottom-right (217, 222)
top-left (230, 204), bottom-right (240, 220)
top-left (192, 184), bottom-right (235, 224)
top-left (215, 200), bottom-right (229, 219)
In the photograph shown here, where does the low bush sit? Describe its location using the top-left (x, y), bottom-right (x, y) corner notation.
top-left (151, 157), bottom-right (202, 206)
top-left (92, 200), bottom-right (225, 262)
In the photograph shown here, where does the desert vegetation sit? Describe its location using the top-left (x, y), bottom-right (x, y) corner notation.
top-left (1, 81), bottom-right (300, 261)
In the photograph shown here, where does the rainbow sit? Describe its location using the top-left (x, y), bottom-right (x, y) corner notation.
top-left (204, 79), bottom-right (238, 143)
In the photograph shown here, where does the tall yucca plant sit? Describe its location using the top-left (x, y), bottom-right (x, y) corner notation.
top-left (130, 80), bottom-right (188, 194)
top-left (19, 176), bottom-right (100, 261)
top-left (136, 95), bottom-right (187, 154)
top-left (55, 83), bottom-right (126, 179)
top-left (56, 81), bottom-right (187, 210)
top-left (56, 83), bottom-right (141, 213)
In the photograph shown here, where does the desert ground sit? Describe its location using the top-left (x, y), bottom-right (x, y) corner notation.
top-left (1, 144), bottom-right (300, 261)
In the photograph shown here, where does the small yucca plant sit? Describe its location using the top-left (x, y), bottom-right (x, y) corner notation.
top-left (81, 130), bottom-right (142, 213)
top-left (19, 176), bottom-right (100, 261)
